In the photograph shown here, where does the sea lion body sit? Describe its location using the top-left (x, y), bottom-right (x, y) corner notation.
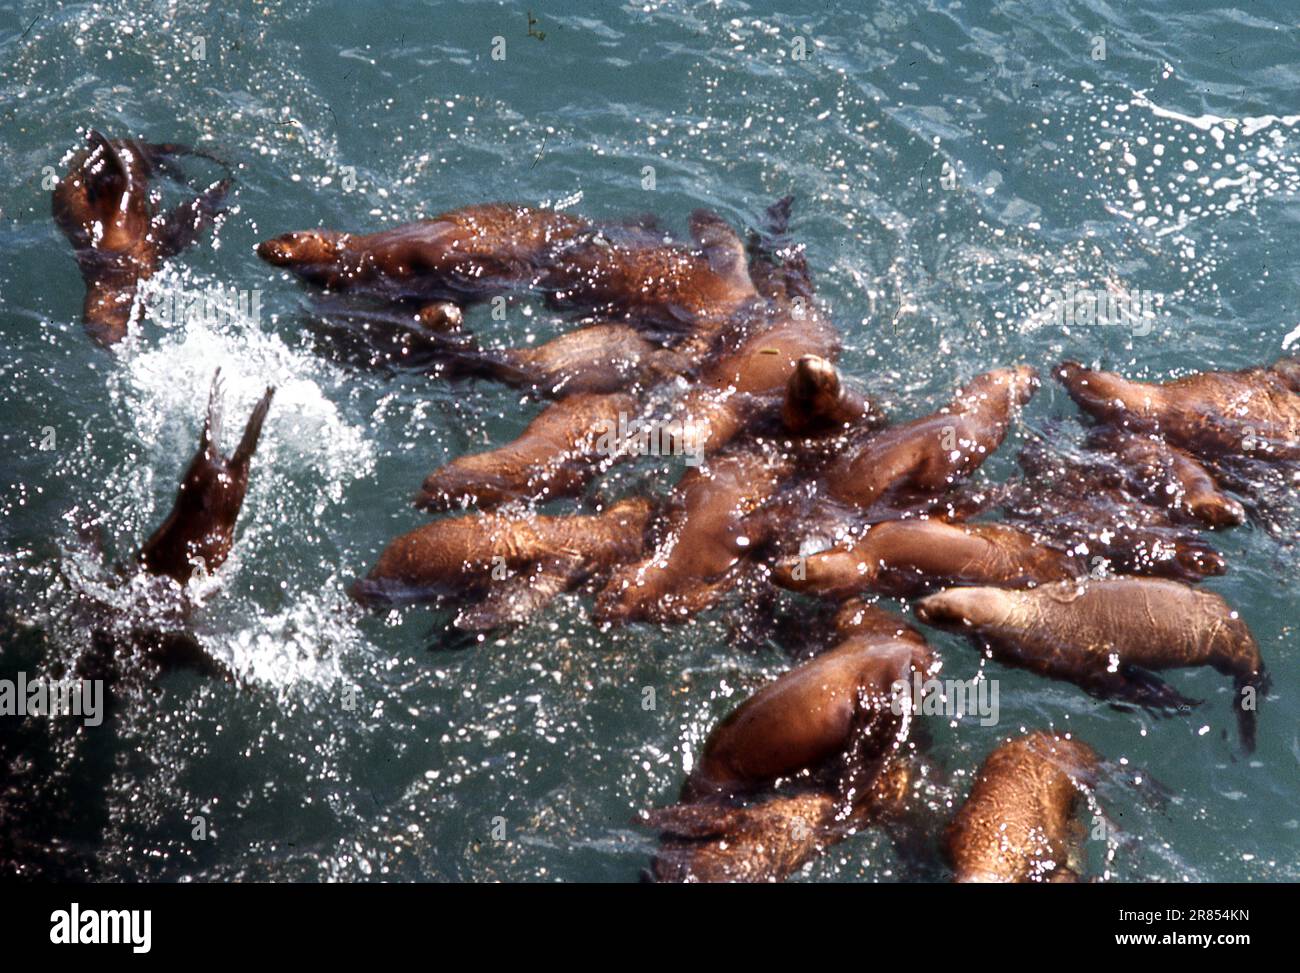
top-left (353, 498), bottom-right (652, 627)
top-left (138, 372), bottom-right (274, 585)
top-left (416, 392), bottom-right (638, 511)
top-left (824, 366), bottom-right (1039, 512)
top-left (915, 577), bottom-right (1268, 748)
top-left (1001, 441), bottom-right (1228, 581)
top-left (945, 731), bottom-right (1099, 883)
top-left (646, 758), bottom-right (915, 883)
top-left (53, 131), bottom-right (231, 345)
top-left (1087, 426), bottom-right (1245, 528)
top-left (683, 633), bottom-right (933, 801)
top-left (593, 450), bottom-right (792, 624)
top-left (1056, 359), bottom-right (1300, 459)
top-left (258, 204), bottom-right (758, 336)
top-left (488, 323), bottom-right (692, 397)
top-left (773, 519), bottom-right (1080, 600)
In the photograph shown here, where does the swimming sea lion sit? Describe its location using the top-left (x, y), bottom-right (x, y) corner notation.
top-left (680, 631), bottom-right (934, 803)
top-left (945, 731), bottom-right (1099, 883)
top-left (1056, 358), bottom-right (1300, 460)
top-left (53, 130), bottom-right (232, 345)
top-left (831, 598), bottom-right (928, 644)
top-left (138, 370), bottom-right (275, 586)
top-left (352, 497), bottom-right (652, 630)
top-left (1086, 426), bottom-right (1246, 528)
top-left (1001, 440), bottom-right (1228, 581)
top-left (822, 366), bottom-right (1040, 513)
top-left (415, 392), bottom-right (638, 512)
top-left (771, 519), bottom-right (1080, 600)
top-left (915, 577), bottom-right (1268, 750)
top-left (258, 204), bottom-right (759, 337)
top-left (593, 449), bottom-right (794, 624)
top-left (644, 757), bottom-right (916, 883)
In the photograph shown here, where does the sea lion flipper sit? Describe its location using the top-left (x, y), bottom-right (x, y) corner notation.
top-left (202, 369), bottom-right (225, 457)
top-left (1116, 663), bottom-right (1201, 713)
top-left (232, 386), bottom-right (275, 470)
top-left (453, 568), bottom-right (571, 633)
top-left (640, 802), bottom-right (745, 838)
top-left (157, 177), bottom-right (232, 259)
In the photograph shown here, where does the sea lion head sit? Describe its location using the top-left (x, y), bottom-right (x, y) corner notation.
top-left (256, 229), bottom-right (357, 288)
top-left (914, 586), bottom-right (1016, 631)
top-left (1053, 360), bottom-right (1146, 423)
top-left (1271, 356), bottom-right (1300, 394)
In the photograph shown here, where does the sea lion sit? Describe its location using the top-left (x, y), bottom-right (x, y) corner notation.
top-left (644, 757), bottom-right (916, 883)
top-left (771, 519), bottom-right (1081, 600)
top-left (781, 354), bottom-right (878, 436)
top-left (1056, 358), bottom-right (1300, 460)
top-left (593, 449), bottom-right (794, 624)
top-left (680, 631), bottom-right (934, 803)
top-left (258, 204), bottom-right (759, 337)
top-left (832, 598), bottom-right (927, 644)
top-left (822, 366), bottom-right (1040, 514)
top-left (352, 497), bottom-right (652, 630)
top-left (52, 130), bottom-right (232, 345)
top-left (138, 370), bottom-right (275, 586)
top-left (1001, 439), bottom-right (1228, 581)
top-left (1086, 426), bottom-right (1246, 528)
top-left (945, 731), bottom-right (1100, 883)
top-left (415, 392), bottom-right (638, 512)
top-left (915, 577), bottom-right (1269, 750)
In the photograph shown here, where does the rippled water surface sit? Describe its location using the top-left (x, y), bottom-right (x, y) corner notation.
top-left (1, 0), bottom-right (1297, 881)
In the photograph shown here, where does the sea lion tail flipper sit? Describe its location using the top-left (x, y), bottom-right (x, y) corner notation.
top-left (143, 141), bottom-right (235, 179)
top-left (1233, 667), bottom-right (1270, 754)
top-left (452, 568), bottom-right (572, 633)
top-left (1116, 663), bottom-right (1201, 714)
top-left (231, 386), bottom-right (275, 469)
top-left (201, 368), bottom-right (225, 456)
top-left (83, 129), bottom-right (130, 203)
top-left (158, 177), bottom-right (233, 258)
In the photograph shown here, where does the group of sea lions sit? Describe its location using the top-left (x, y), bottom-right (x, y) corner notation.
top-left (53, 128), bottom-right (1292, 882)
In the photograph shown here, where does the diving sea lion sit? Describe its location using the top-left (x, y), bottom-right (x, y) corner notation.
top-left (771, 519), bottom-right (1080, 600)
top-left (53, 130), bottom-right (232, 345)
top-left (1086, 426), bottom-right (1246, 528)
top-left (415, 391), bottom-right (638, 512)
top-left (945, 731), bottom-right (1100, 883)
top-left (1056, 358), bottom-right (1300, 460)
top-left (352, 497), bottom-right (652, 630)
top-left (1001, 440), bottom-right (1227, 581)
top-left (915, 577), bottom-right (1269, 750)
top-left (138, 370), bottom-right (275, 585)
top-left (823, 366), bottom-right (1040, 514)
top-left (593, 449), bottom-right (794, 624)
top-left (644, 757), bottom-right (916, 883)
top-left (680, 631), bottom-right (934, 803)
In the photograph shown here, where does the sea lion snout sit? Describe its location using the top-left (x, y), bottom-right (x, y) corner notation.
top-left (914, 587), bottom-right (1006, 630)
top-left (256, 229), bottom-right (348, 273)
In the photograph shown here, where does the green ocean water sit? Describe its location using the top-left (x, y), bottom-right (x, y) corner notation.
top-left (0, 0), bottom-right (1296, 881)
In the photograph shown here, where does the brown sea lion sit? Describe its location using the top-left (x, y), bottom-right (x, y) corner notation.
top-left (352, 497), bottom-right (651, 630)
top-left (593, 449), bottom-right (794, 624)
top-left (258, 204), bottom-right (759, 336)
top-left (53, 130), bottom-right (232, 345)
top-left (1056, 358), bottom-right (1300, 460)
top-left (771, 519), bottom-right (1081, 600)
top-left (832, 598), bottom-right (927, 644)
top-left (415, 392), bottom-right (638, 512)
top-left (680, 632), bottom-right (934, 803)
top-left (915, 577), bottom-right (1269, 750)
top-left (1086, 426), bottom-right (1246, 528)
top-left (822, 366), bottom-right (1040, 513)
top-left (945, 731), bottom-right (1100, 883)
top-left (645, 757), bottom-right (917, 883)
top-left (1001, 440), bottom-right (1228, 581)
top-left (138, 370), bottom-right (275, 586)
